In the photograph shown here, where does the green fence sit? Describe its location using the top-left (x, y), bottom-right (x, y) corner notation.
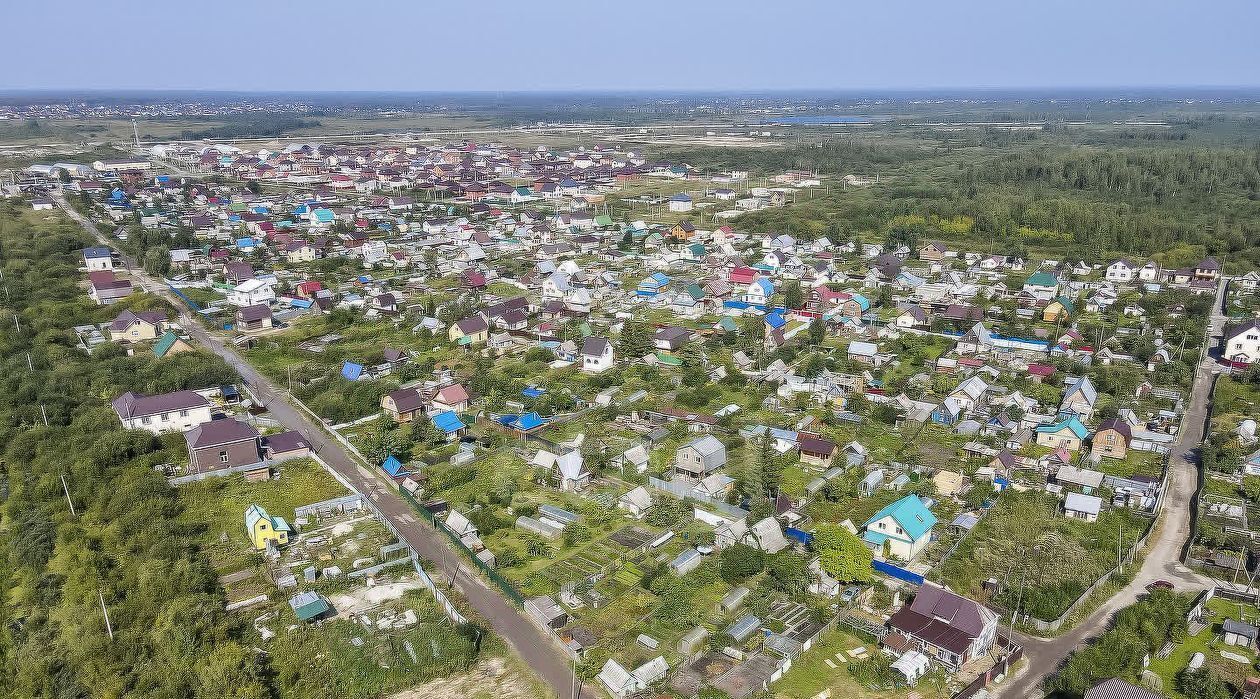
top-left (396, 485), bottom-right (525, 607)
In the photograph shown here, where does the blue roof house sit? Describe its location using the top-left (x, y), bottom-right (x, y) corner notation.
top-left (381, 455), bottom-right (411, 478)
top-left (745, 278), bottom-right (774, 306)
top-left (431, 411), bottom-right (467, 439)
top-left (1035, 416), bottom-right (1090, 451)
top-left (764, 312), bottom-right (787, 331)
top-left (636, 272), bottom-right (671, 297)
top-left (862, 494), bottom-right (937, 562)
top-left (341, 361), bottom-right (365, 381)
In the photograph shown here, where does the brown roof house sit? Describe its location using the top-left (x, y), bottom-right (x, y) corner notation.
top-left (184, 418), bottom-right (261, 474)
top-left (235, 304), bottom-right (273, 331)
top-left (887, 582), bottom-right (999, 669)
top-left (108, 309), bottom-right (167, 342)
top-left (381, 387), bottom-right (425, 423)
top-left (798, 435), bottom-right (838, 467)
top-left (1091, 418), bottom-right (1132, 460)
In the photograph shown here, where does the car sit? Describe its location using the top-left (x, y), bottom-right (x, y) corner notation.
top-left (840, 586), bottom-right (861, 604)
top-left (1146, 579), bottom-right (1174, 592)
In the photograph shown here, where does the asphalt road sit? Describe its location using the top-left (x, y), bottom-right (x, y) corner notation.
top-left (994, 276), bottom-right (1228, 697)
top-left (56, 195), bottom-right (591, 699)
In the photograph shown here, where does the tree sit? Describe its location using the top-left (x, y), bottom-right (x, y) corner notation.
top-left (783, 280), bottom-right (803, 310)
top-left (808, 317), bottom-right (826, 345)
top-left (719, 543), bottom-right (765, 584)
top-left (812, 524), bottom-right (874, 583)
top-left (618, 318), bottom-right (653, 358)
top-left (1177, 669), bottom-right (1231, 699)
top-left (765, 553), bottom-right (811, 596)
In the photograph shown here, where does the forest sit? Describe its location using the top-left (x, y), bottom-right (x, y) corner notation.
top-left (0, 202), bottom-right (266, 698)
top-left (667, 121), bottom-right (1260, 271)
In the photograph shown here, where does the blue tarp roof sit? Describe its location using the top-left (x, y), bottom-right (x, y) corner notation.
top-left (765, 312), bottom-right (787, 329)
top-left (522, 387), bottom-right (546, 398)
top-left (341, 361), bottom-right (364, 381)
top-left (431, 410), bottom-right (466, 434)
top-left (381, 455), bottom-right (410, 477)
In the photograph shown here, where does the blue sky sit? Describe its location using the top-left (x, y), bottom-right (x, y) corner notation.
top-left (4, 1), bottom-right (1258, 92)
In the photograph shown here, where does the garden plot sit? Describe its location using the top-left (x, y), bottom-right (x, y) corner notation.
top-left (609, 525), bottom-right (657, 549)
top-left (538, 539), bottom-right (623, 587)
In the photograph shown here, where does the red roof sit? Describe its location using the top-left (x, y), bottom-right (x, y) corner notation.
top-left (1027, 363), bottom-right (1055, 377)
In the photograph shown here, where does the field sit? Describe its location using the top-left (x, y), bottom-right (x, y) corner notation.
top-left (934, 488), bottom-right (1152, 622)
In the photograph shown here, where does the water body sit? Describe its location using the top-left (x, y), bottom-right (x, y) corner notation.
top-left (767, 115), bottom-right (874, 124)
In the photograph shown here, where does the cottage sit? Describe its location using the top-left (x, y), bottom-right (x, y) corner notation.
top-left (887, 582), bottom-right (999, 669)
top-left (862, 494), bottom-right (936, 561)
top-left (1064, 492), bottom-right (1103, 522)
top-left (246, 503), bottom-right (291, 550)
top-left (798, 435), bottom-right (837, 466)
top-left (1224, 319), bottom-right (1260, 366)
top-left (184, 418), bottom-right (261, 473)
top-left (432, 383), bottom-right (470, 413)
top-left (1091, 418), bottom-right (1132, 459)
top-left (580, 336), bottom-right (615, 373)
top-left (1035, 416), bottom-right (1089, 451)
top-left (226, 278), bottom-right (275, 307)
top-left (113, 390), bottom-right (212, 434)
top-left (108, 309), bottom-right (166, 342)
top-left (449, 315), bottom-right (490, 345)
top-left (618, 486), bottom-right (652, 518)
top-left (675, 435), bottom-right (726, 480)
top-left (381, 387), bottom-right (424, 422)
top-left (82, 246), bottom-right (114, 271)
top-left (235, 304), bottom-right (273, 331)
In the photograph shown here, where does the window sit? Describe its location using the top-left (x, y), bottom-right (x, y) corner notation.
top-left (161, 413), bottom-right (170, 421)
top-left (179, 409), bottom-right (189, 418)
top-left (141, 416), bottom-right (151, 425)
top-left (219, 451), bottom-right (229, 463)
top-left (1106, 434), bottom-right (1116, 445)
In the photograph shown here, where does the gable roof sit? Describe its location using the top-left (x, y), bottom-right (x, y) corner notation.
top-left (864, 494), bottom-right (937, 541)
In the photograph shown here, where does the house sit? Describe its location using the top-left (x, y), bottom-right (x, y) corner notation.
top-left (887, 582), bottom-right (999, 669)
top-left (668, 193), bottom-right (693, 212)
top-left (381, 387), bottom-right (424, 422)
top-left (184, 418), bottom-right (261, 473)
top-left (525, 595), bottom-right (568, 629)
top-left (1104, 259), bottom-right (1136, 283)
top-left (245, 503), bottom-right (291, 550)
top-left (153, 331), bottom-right (194, 358)
top-left (430, 410), bottom-right (467, 440)
top-left (1035, 416), bottom-right (1089, 451)
top-left (1021, 272), bottom-right (1059, 302)
top-left (88, 270), bottom-right (133, 305)
top-left (862, 494), bottom-right (937, 561)
top-left (1060, 376), bottom-right (1098, 421)
top-left (1194, 256), bottom-right (1221, 281)
top-left (618, 486), bottom-right (652, 519)
top-left (108, 309), bottom-right (166, 342)
top-left (918, 241), bottom-right (948, 262)
top-left (848, 341), bottom-right (879, 366)
top-left (112, 390), bottom-right (212, 433)
top-left (534, 450), bottom-right (590, 492)
top-left (746, 516), bottom-right (791, 553)
top-left (745, 277), bottom-right (774, 306)
top-left (235, 304), bottom-right (273, 331)
top-left (930, 398), bottom-right (963, 426)
top-left (1091, 418), bottom-right (1132, 459)
top-left (432, 384), bottom-right (470, 413)
top-left (449, 316), bottom-right (490, 346)
top-left (1224, 320), bottom-right (1260, 366)
top-left (798, 435), bottom-right (837, 466)
top-left (675, 435), bottom-right (726, 480)
top-left (654, 326), bottom-right (692, 353)
top-left (581, 336), bottom-right (615, 373)
top-left (1042, 296), bottom-right (1075, 323)
top-left (1064, 492), bottom-right (1102, 522)
top-left (227, 278), bottom-right (275, 307)
top-left (82, 246), bottom-right (114, 271)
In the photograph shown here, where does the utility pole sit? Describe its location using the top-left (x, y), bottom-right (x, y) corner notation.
top-left (99, 590), bottom-right (114, 641)
top-left (61, 474), bottom-right (76, 516)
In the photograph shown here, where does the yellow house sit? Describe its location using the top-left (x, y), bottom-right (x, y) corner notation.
top-left (449, 316), bottom-right (489, 346)
top-left (108, 309), bottom-right (166, 343)
top-left (245, 504), bottom-right (291, 550)
top-left (1042, 296), bottom-right (1075, 323)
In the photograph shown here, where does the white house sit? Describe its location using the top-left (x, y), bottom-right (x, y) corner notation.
top-left (1138, 261), bottom-right (1161, 282)
top-left (1225, 320), bottom-right (1260, 366)
top-left (580, 336), bottom-right (615, 374)
top-left (82, 246), bottom-right (114, 271)
top-left (111, 390), bottom-right (213, 434)
top-left (1064, 492), bottom-right (1102, 523)
top-left (861, 494), bottom-right (937, 561)
top-left (227, 278), bottom-right (275, 307)
top-left (1105, 259), bottom-right (1137, 283)
top-left (745, 277), bottom-right (774, 306)
top-left (667, 193), bottom-right (693, 212)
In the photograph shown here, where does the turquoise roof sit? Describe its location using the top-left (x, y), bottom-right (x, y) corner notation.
top-left (1024, 272), bottom-right (1059, 288)
top-left (862, 494), bottom-right (937, 542)
top-left (1036, 416), bottom-right (1089, 440)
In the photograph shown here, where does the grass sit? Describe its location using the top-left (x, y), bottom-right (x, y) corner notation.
top-left (1147, 597), bottom-right (1260, 698)
top-left (176, 457), bottom-right (350, 571)
top-left (772, 628), bottom-right (919, 699)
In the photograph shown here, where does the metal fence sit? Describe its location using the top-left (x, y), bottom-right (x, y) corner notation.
top-left (396, 485), bottom-right (525, 607)
top-left (648, 476), bottom-right (750, 519)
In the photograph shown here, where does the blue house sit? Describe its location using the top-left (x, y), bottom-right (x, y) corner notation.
top-left (310, 208), bottom-right (335, 225)
top-left (930, 398), bottom-right (963, 426)
top-left (764, 312), bottom-right (787, 331)
top-left (431, 410), bottom-right (467, 439)
top-left (862, 494), bottom-right (937, 561)
top-left (498, 412), bottom-right (547, 434)
top-left (381, 455), bottom-right (411, 478)
top-left (637, 272), bottom-right (671, 297)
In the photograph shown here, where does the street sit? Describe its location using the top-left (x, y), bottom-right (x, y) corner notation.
top-left (994, 276), bottom-right (1228, 697)
top-left (55, 195), bottom-right (591, 699)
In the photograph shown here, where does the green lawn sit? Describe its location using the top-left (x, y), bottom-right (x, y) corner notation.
top-left (176, 457), bottom-right (350, 571)
top-left (772, 628), bottom-right (919, 699)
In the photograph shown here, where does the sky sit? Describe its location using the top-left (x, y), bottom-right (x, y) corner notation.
top-left (4, 1), bottom-right (1259, 93)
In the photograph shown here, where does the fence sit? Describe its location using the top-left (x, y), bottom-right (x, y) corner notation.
top-left (648, 476), bottom-right (750, 519)
top-left (294, 493), bottom-right (364, 519)
top-left (412, 556), bottom-right (470, 625)
top-left (952, 637), bottom-right (1024, 699)
top-left (871, 559), bottom-right (925, 586)
top-left (165, 283), bottom-right (202, 312)
top-left (396, 485), bottom-right (525, 607)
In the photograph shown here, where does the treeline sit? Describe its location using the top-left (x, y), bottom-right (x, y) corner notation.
top-left (174, 116), bottom-right (321, 140)
top-left (0, 202), bottom-right (264, 697)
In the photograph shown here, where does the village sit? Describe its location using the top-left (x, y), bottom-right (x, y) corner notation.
top-left (8, 132), bottom-right (1260, 699)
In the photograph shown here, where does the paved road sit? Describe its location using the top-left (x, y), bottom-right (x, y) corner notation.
top-left (994, 276), bottom-right (1229, 697)
top-left (56, 195), bottom-right (590, 699)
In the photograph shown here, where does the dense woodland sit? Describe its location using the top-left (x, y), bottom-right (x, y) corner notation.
top-left (669, 122), bottom-right (1260, 271)
top-left (0, 202), bottom-right (265, 697)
